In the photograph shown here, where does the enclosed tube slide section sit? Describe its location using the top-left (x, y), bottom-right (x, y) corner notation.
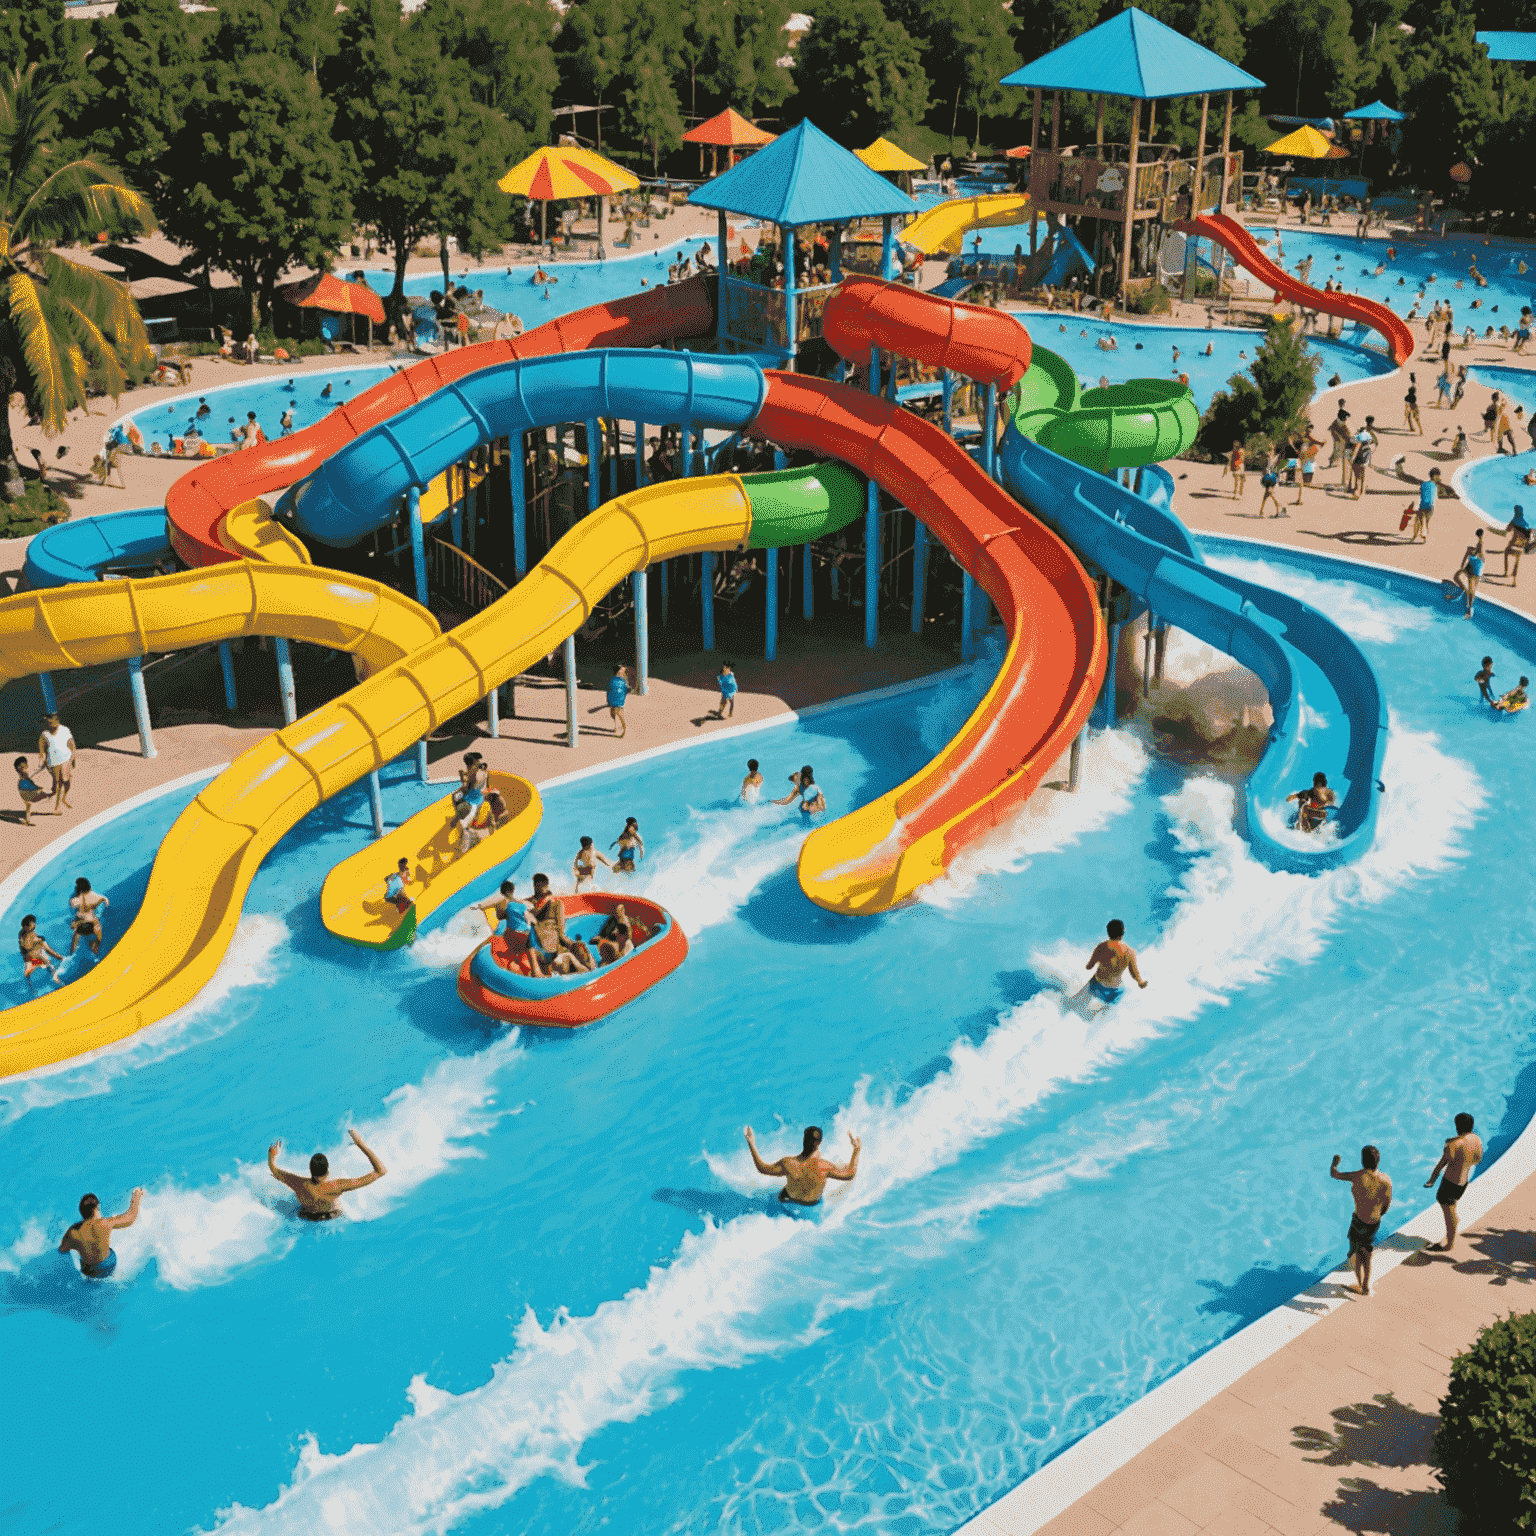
top-left (164, 277), bottom-right (715, 567)
top-left (0, 449), bottom-right (865, 1076)
top-left (999, 417), bottom-right (1387, 873)
top-left (900, 193), bottom-right (1033, 257)
top-left (1176, 213), bottom-right (1414, 365)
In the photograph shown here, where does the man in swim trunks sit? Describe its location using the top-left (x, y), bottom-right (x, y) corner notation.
top-left (1501, 504), bottom-right (1531, 586)
top-left (1081, 919), bottom-right (1147, 1006)
top-left (1287, 772), bottom-right (1336, 833)
top-left (267, 1129), bottom-right (386, 1219)
top-left (744, 1124), bottom-right (861, 1207)
top-left (607, 664), bottom-right (629, 739)
top-left (1331, 1145), bottom-right (1392, 1295)
top-left (525, 873), bottom-right (566, 976)
top-left (18, 914), bottom-right (61, 983)
top-left (1424, 1112), bottom-right (1482, 1253)
top-left (59, 1187), bottom-right (143, 1279)
top-left (1475, 657), bottom-right (1497, 705)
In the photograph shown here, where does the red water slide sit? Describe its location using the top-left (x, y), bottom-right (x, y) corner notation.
top-left (165, 278), bottom-right (716, 567)
top-left (1177, 212), bottom-right (1415, 365)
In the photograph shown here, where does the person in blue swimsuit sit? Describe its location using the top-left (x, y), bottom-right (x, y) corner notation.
top-left (713, 661), bottom-right (738, 720)
top-left (59, 1187), bottom-right (143, 1279)
top-left (607, 664), bottom-right (629, 739)
top-left (611, 817), bottom-right (644, 872)
top-left (458, 752), bottom-right (487, 808)
top-left (775, 765), bottom-right (825, 814)
top-left (1081, 919), bottom-right (1147, 1006)
top-left (1449, 528), bottom-right (1485, 617)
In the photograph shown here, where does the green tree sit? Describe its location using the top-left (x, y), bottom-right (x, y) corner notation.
top-left (625, 42), bottom-right (686, 173)
top-left (1195, 318), bottom-right (1320, 460)
top-left (711, 0), bottom-right (795, 118)
top-left (0, 0), bottom-right (91, 122)
top-left (425, 0), bottom-right (558, 143)
top-left (793, 0), bottom-right (930, 145)
top-left (164, 41), bottom-right (354, 328)
top-left (1007, 0), bottom-right (1098, 56)
top-left (0, 67), bottom-right (154, 491)
top-left (557, 0), bottom-right (629, 149)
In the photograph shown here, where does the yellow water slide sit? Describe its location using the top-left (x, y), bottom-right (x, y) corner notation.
top-left (0, 476), bottom-right (758, 1075)
top-left (900, 193), bottom-right (1033, 256)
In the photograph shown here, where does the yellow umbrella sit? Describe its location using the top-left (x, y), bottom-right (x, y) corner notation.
top-left (1262, 125), bottom-right (1336, 159)
top-left (497, 146), bottom-right (641, 258)
top-left (855, 138), bottom-right (926, 173)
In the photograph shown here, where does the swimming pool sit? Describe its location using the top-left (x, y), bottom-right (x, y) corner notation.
top-left (1458, 364), bottom-right (1536, 525)
top-left (356, 238), bottom-right (707, 332)
top-left (119, 366), bottom-right (400, 453)
top-left (4, 537), bottom-right (1534, 1536)
top-left (1016, 316), bottom-right (1393, 413)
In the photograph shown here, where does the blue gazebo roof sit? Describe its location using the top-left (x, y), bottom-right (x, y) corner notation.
top-left (1001, 8), bottom-right (1264, 100)
top-left (688, 120), bottom-right (916, 227)
top-left (1476, 31), bottom-right (1536, 62)
top-left (1343, 100), bottom-right (1406, 120)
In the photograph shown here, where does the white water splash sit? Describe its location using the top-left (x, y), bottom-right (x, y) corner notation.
top-left (1206, 553), bottom-right (1433, 646)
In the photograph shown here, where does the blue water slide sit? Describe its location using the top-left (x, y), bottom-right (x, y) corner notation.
top-left (22, 507), bottom-right (173, 590)
top-left (280, 350), bottom-right (770, 546)
top-left (998, 429), bottom-right (1387, 873)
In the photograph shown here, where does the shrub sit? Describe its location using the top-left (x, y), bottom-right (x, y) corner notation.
top-left (0, 479), bottom-right (70, 539)
top-left (1432, 1311), bottom-right (1536, 1530)
top-left (1125, 281), bottom-right (1172, 315)
top-left (1195, 316), bottom-right (1319, 461)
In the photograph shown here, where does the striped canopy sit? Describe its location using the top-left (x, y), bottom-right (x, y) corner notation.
top-left (497, 146), bottom-right (641, 201)
top-left (278, 271), bottom-right (384, 324)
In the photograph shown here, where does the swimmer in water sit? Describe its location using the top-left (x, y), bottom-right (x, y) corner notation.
top-left (1287, 771), bottom-right (1336, 832)
top-left (611, 817), bottom-right (644, 873)
top-left (18, 914), bottom-right (61, 984)
top-left (740, 757), bottom-right (764, 803)
top-left (1493, 676), bottom-right (1529, 712)
top-left (572, 835), bottom-right (612, 891)
top-left (1203, 341), bottom-right (1214, 356)
top-left (59, 1188), bottom-right (143, 1279)
top-left (1078, 918), bottom-right (1147, 1007)
top-left (745, 1124), bottom-right (861, 1206)
top-left (320, 382), bottom-right (332, 399)
top-left (267, 1130), bottom-right (386, 1220)
top-left (473, 879), bottom-right (521, 931)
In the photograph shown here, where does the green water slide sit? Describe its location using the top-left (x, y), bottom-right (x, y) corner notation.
top-left (1008, 343), bottom-right (1199, 471)
top-left (744, 462), bottom-right (867, 547)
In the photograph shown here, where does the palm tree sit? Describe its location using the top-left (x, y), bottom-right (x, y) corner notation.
top-left (0, 66), bottom-right (155, 496)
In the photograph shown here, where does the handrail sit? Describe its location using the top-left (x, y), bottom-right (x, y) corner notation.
top-left (428, 534), bottom-right (508, 615)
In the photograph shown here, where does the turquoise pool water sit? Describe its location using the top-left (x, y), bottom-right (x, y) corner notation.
top-left (119, 366), bottom-right (399, 451)
top-left (1459, 365), bottom-right (1536, 526)
top-left (1015, 316), bottom-right (1393, 413)
top-left (4, 539), bottom-right (1535, 1536)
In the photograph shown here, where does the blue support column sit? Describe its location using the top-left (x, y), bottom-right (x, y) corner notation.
top-left (407, 484), bottom-right (427, 604)
top-left (864, 479), bottom-right (880, 650)
top-left (912, 518), bottom-right (929, 634)
top-left (701, 552), bottom-right (716, 651)
top-left (660, 559), bottom-right (669, 627)
top-left (416, 740), bottom-right (429, 782)
top-left (681, 429), bottom-right (693, 478)
top-left (38, 671), bottom-right (57, 715)
top-left (273, 636), bottom-right (297, 725)
top-left (783, 223), bottom-right (797, 372)
top-left (585, 417), bottom-right (601, 515)
top-left (803, 539), bottom-right (814, 620)
top-left (830, 224), bottom-right (843, 281)
top-left (563, 635), bottom-right (578, 748)
top-left (1094, 621), bottom-right (1121, 728)
top-left (218, 641), bottom-right (238, 711)
top-left (511, 432), bottom-right (527, 580)
top-left (717, 211), bottom-right (728, 340)
top-left (633, 569), bottom-right (649, 694)
top-left (961, 574), bottom-right (976, 662)
top-left (764, 547), bottom-right (778, 660)
top-left (635, 421), bottom-right (647, 487)
top-left (942, 370), bottom-right (953, 435)
top-left (880, 213), bottom-right (894, 281)
top-left (127, 654), bottom-right (155, 759)
top-left (608, 422), bottom-right (618, 499)
top-left (368, 769), bottom-right (385, 838)
top-left (982, 384), bottom-right (997, 479)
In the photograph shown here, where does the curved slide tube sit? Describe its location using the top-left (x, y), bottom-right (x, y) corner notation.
top-left (999, 382), bottom-right (1387, 872)
top-left (0, 439), bottom-right (865, 1075)
top-left (901, 193), bottom-right (1033, 257)
top-left (1177, 212), bottom-right (1415, 365)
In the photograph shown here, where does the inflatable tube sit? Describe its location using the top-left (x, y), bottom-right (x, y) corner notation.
top-left (456, 893), bottom-right (687, 1027)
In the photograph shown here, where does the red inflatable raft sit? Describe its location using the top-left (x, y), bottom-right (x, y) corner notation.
top-left (456, 892), bottom-right (688, 1028)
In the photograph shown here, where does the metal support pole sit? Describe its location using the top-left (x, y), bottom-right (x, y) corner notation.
top-left (218, 641), bottom-right (238, 711)
top-left (127, 654), bottom-right (156, 759)
top-left (563, 635), bottom-right (578, 748)
top-left (487, 683), bottom-right (500, 738)
top-left (511, 431), bottom-right (528, 580)
top-left (1068, 730), bottom-right (1084, 792)
top-left (717, 211), bottom-right (728, 339)
top-left (416, 740), bottom-right (429, 782)
top-left (368, 769), bottom-right (385, 837)
top-left (681, 429), bottom-right (693, 478)
top-left (274, 636), bottom-right (297, 725)
top-left (701, 551), bottom-right (716, 651)
top-left (634, 569), bottom-right (649, 693)
top-left (783, 222), bottom-right (797, 371)
top-left (941, 371), bottom-right (953, 436)
top-left (803, 534), bottom-right (814, 620)
top-left (38, 671), bottom-right (57, 715)
top-left (635, 420), bottom-right (647, 487)
top-left (450, 502), bottom-right (463, 549)
top-left (660, 559), bottom-right (669, 628)
top-left (765, 547), bottom-right (778, 660)
top-left (912, 518), bottom-right (928, 633)
top-left (585, 417), bottom-right (601, 515)
top-left (880, 213), bottom-right (894, 281)
top-left (864, 478), bottom-right (879, 650)
top-left (1095, 620), bottom-right (1121, 727)
top-left (982, 384), bottom-right (998, 479)
top-left (1143, 615), bottom-right (1156, 694)
top-left (960, 572), bottom-right (976, 662)
top-left (408, 483), bottom-right (428, 605)
top-left (1155, 624), bottom-right (1169, 684)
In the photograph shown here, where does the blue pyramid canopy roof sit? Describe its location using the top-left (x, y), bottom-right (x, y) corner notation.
top-left (1001, 8), bottom-right (1263, 100)
top-left (1342, 100), bottom-right (1406, 120)
top-left (688, 120), bottom-right (916, 227)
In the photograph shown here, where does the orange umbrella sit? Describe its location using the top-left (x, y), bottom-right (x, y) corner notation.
top-left (683, 108), bottom-right (776, 174)
top-left (1005, 145), bottom-right (1032, 159)
top-left (278, 271), bottom-right (386, 347)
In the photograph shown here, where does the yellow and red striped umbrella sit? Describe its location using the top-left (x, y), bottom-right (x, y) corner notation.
top-left (497, 146), bottom-right (640, 201)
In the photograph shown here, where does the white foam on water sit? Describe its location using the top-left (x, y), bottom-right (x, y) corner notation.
top-left (0, 914), bottom-right (290, 1126)
top-left (102, 1032), bottom-right (525, 1290)
top-left (405, 905), bottom-right (498, 971)
top-left (0, 1218), bottom-right (50, 1273)
top-left (1206, 552), bottom-right (1432, 645)
top-left (207, 716), bottom-right (1478, 1535)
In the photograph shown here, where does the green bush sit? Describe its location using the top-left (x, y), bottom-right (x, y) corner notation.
top-left (1125, 281), bottom-right (1172, 315)
top-left (1433, 1311), bottom-right (1536, 1530)
top-left (1195, 317), bottom-right (1319, 461)
top-left (0, 479), bottom-right (70, 539)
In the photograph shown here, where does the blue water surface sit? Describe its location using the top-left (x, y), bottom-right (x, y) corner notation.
top-left (3, 540), bottom-right (1535, 1536)
top-left (1460, 364), bottom-right (1536, 525)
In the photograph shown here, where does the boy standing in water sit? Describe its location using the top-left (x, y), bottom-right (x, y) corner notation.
top-left (740, 758), bottom-right (764, 803)
top-left (1475, 657), bottom-right (1497, 705)
top-left (1081, 919), bottom-right (1147, 1006)
top-left (1331, 1146), bottom-right (1392, 1296)
top-left (744, 1125), bottom-right (861, 1207)
top-left (59, 1188), bottom-right (143, 1279)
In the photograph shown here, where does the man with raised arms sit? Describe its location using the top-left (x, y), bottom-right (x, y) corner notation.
top-left (745, 1125), bottom-right (860, 1207)
top-left (59, 1187), bottom-right (143, 1279)
top-left (1331, 1145), bottom-right (1392, 1296)
top-left (268, 1129), bottom-right (386, 1220)
top-left (1081, 919), bottom-right (1147, 1006)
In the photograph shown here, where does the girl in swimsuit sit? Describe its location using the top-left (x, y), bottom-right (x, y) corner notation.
top-left (459, 753), bottom-right (487, 808)
top-left (611, 818), bottom-right (644, 873)
top-left (572, 836), bottom-right (612, 891)
top-left (18, 916), bottom-right (61, 983)
top-left (68, 877), bottom-right (109, 955)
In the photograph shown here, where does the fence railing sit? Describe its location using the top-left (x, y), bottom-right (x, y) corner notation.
top-left (428, 535), bottom-right (509, 614)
